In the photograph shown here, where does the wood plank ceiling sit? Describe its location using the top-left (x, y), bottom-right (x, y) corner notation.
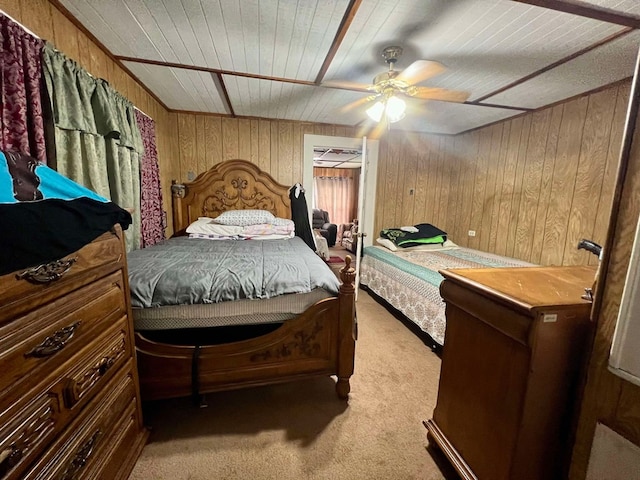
top-left (57, 0), bottom-right (640, 135)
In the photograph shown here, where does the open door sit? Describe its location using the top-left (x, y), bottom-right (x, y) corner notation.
top-left (354, 136), bottom-right (367, 301)
top-left (302, 133), bottom-right (378, 301)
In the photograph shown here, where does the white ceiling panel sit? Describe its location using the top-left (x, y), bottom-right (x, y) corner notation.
top-left (60, 0), bottom-right (165, 60)
top-left (61, 0), bottom-right (350, 80)
top-left (122, 62), bottom-right (228, 113)
top-left (393, 102), bottom-right (526, 135)
top-left (322, 0), bottom-right (628, 103)
top-left (485, 30), bottom-right (640, 109)
top-left (224, 77), bottom-right (366, 125)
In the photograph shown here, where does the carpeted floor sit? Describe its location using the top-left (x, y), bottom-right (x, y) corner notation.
top-left (129, 290), bottom-right (459, 480)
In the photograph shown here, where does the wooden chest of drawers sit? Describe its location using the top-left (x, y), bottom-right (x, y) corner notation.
top-left (425, 266), bottom-right (595, 480)
top-left (0, 225), bottom-right (148, 480)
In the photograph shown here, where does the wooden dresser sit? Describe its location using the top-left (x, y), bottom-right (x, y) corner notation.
top-left (425, 265), bottom-right (596, 480)
top-left (0, 225), bottom-right (148, 480)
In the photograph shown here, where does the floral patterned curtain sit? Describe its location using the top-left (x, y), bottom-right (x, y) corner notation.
top-left (0, 13), bottom-right (46, 162)
top-left (135, 109), bottom-right (165, 247)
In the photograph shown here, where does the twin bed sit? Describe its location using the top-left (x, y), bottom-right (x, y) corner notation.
top-left (128, 160), bottom-right (356, 403)
top-left (360, 241), bottom-right (532, 347)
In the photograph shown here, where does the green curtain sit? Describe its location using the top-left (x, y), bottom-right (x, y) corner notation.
top-left (42, 43), bottom-right (142, 251)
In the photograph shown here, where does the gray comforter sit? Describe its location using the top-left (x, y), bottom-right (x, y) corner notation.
top-left (127, 236), bottom-right (340, 308)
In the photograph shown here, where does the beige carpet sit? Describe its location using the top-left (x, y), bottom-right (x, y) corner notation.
top-left (129, 290), bottom-right (459, 480)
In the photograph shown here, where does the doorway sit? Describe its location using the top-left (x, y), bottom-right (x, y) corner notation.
top-left (303, 134), bottom-right (379, 250)
top-left (313, 146), bottom-right (361, 253)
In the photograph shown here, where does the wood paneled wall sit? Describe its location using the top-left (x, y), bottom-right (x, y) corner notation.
top-left (376, 81), bottom-right (631, 266)
top-left (172, 114), bottom-right (358, 185)
top-left (568, 76), bottom-right (640, 480)
top-left (0, 0), bottom-right (179, 236)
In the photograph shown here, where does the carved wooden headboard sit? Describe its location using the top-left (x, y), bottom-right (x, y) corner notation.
top-left (171, 159), bottom-right (292, 234)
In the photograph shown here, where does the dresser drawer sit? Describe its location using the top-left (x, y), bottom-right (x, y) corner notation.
top-left (23, 365), bottom-right (139, 480)
top-left (0, 393), bottom-right (62, 480)
top-left (0, 228), bottom-right (125, 323)
top-left (0, 271), bottom-right (128, 399)
top-left (0, 319), bottom-right (133, 480)
top-left (61, 320), bottom-right (131, 409)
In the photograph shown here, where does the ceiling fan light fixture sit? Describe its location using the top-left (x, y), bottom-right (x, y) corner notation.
top-left (366, 94), bottom-right (406, 123)
top-left (386, 95), bottom-right (406, 123)
top-left (366, 100), bottom-right (385, 122)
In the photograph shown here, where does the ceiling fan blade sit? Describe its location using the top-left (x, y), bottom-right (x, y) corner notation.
top-left (395, 60), bottom-right (446, 86)
top-left (412, 87), bottom-right (470, 103)
top-left (323, 79), bottom-right (373, 92)
top-left (340, 95), bottom-right (376, 113)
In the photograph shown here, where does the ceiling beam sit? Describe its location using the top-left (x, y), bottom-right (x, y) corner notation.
top-left (211, 73), bottom-right (235, 117)
top-left (115, 56), bottom-right (317, 87)
top-left (314, 0), bottom-right (363, 85)
top-left (468, 102), bottom-right (531, 112)
top-left (511, 0), bottom-right (640, 28)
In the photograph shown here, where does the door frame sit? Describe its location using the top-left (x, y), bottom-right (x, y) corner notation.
top-left (303, 134), bottom-right (379, 249)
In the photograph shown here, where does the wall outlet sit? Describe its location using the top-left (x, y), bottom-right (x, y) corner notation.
top-left (468, 230), bottom-right (476, 237)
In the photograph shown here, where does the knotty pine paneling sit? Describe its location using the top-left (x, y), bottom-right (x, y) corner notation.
top-left (1, 0), bottom-right (179, 236)
top-left (376, 81), bottom-right (631, 266)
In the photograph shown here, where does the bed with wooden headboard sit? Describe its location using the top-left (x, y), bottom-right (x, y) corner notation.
top-left (130, 160), bottom-right (356, 404)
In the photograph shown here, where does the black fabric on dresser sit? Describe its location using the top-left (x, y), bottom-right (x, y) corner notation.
top-left (0, 150), bottom-right (131, 275)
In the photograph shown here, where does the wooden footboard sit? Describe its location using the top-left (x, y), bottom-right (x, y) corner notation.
top-left (135, 259), bottom-right (356, 402)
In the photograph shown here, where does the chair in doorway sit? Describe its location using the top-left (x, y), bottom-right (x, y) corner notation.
top-left (312, 208), bottom-right (337, 247)
top-left (341, 219), bottom-right (359, 254)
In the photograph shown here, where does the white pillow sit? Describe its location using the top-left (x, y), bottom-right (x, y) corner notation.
top-left (186, 217), bottom-right (243, 236)
top-left (376, 237), bottom-right (397, 251)
top-left (212, 209), bottom-right (275, 226)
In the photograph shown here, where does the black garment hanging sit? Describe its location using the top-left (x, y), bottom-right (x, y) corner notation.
top-left (289, 183), bottom-right (316, 251)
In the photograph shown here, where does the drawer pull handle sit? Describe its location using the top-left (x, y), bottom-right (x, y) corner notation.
top-left (25, 322), bottom-right (81, 358)
top-left (97, 355), bottom-right (116, 375)
top-left (59, 430), bottom-right (100, 480)
top-left (17, 257), bottom-right (77, 284)
top-left (0, 445), bottom-right (22, 478)
top-left (64, 339), bottom-right (125, 407)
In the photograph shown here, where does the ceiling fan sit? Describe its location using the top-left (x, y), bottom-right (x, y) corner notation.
top-left (332, 46), bottom-right (471, 123)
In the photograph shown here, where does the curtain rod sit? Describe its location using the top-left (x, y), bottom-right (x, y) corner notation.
top-left (0, 10), bottom-right (40, 39)
top-left (134, 106), bottom-right (151, 119)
